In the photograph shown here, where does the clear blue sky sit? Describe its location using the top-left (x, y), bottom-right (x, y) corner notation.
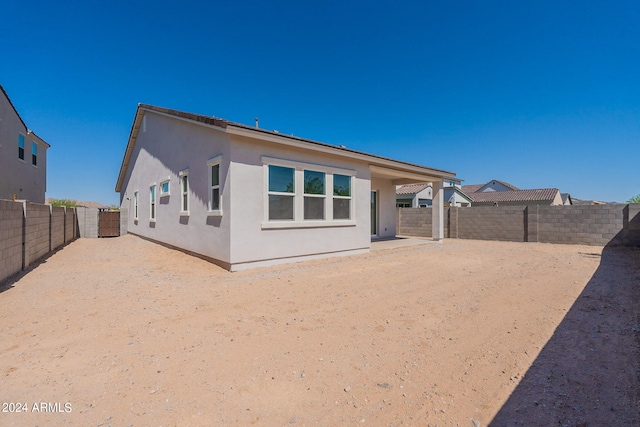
top-left (2, 0), bottom-right (638, 204)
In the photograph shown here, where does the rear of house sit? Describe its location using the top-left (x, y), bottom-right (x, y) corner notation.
top-left (117, 105), bottom-right (456, 270)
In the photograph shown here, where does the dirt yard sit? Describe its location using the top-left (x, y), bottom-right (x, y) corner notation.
top-left (1, 235), bottom-right (638, 426)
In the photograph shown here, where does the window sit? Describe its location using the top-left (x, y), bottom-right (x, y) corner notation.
top-left (208, 157), bottom-right (222, 214)
top-left (333, 174), bottom-right (351, 220)
top-left (268, 165), bottom-right (295, 220)
top-left (18, 134), bottom-right (25, 160)
top-left (150, 185), bottom-right (156, 220)
top-left (159, 178), bottom-right (170, 196)
top-left (304, 170), bottom-right (325, 220)
top-left (134, 191), bottom-right (139, 220)
top-left (179, 170), bottom-right (189, 214)
top-left (262, 157), bottom-right (355, 227)
top-left (32, 142), bottom-right (37, 166)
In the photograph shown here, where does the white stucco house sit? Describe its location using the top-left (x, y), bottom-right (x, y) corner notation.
top-left (0, 85), bottom-right (49, 203)
top-left (116, 104), bottom-right (456, 271)
top-left (396, 178), bottom-right (472, 208)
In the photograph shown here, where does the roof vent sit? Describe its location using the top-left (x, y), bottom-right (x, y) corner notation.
top-left (255, 117), bottom-right (259, 128)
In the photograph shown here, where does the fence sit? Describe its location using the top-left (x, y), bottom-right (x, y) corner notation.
top-left (397, 204), bottom-right (640, 247)
top-left (0, 199), bottom-right (79, 284)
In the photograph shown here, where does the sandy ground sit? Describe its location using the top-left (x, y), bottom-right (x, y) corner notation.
top-left (0, 235), bottom-right (638, 426)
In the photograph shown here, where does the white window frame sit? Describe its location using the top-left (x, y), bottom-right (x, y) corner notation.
top-left (207, 155), bottom-right (223, 216)
top-left (159, 177), bottom-right (171, 197)
top-left (332, 173), bottom-right (353, 220)
top-left (31, 141), bottom-right (38, 167)
top-left (133, 191), bottom-right (139, 220)
top-left (261, 156), bottom-right (356, 229)
top-left (303, 170), bottom-right (327, 220)
top-left (179, 169), bottom-right (189, 216)
top-left (18, 133), bottom-right (25, 161)
top-left (149, 184), bottom-right (156, 221)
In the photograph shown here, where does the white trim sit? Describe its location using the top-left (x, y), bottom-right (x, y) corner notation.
top-left (159, 177), bottom-right (171, 197)
top-left (149, 183), bottom-right (157, 221)
top-left (261, 220), bottom-right (356, 230)
top-left (133, 190), bottom-right (139, 221)
top-left (262, 155), bottom-right (355, 176)
top-left (207, 155), bottom-right (223, 216)
top-left (179, 170), bottom-right (189, 216)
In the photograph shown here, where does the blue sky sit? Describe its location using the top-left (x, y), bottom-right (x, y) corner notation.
top-left (2, 0), bottom-right (638, 204)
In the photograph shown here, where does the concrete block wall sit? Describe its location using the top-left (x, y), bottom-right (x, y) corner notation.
top-left (398, 204), bottom-right (640, 247)
top-left (51, 206), bottom-right (65, 250)
top-left (65, 208), bottom-right (77, 243)
top-left (0, 200), bottom-right (79, 284)
top-left (77, 207), bottom-right (99, 238)
top-left (537, 204), bottom-right (625, 246)
top-left (624, 204), bottom-right (640, 246)
top-left (25, 203), bottom-right (51, 266)
top-left (0, 200), bottom-right (25, 283)
top-left (457, 205), bottom-right (526, 242)
top-left (397, 208), bottom-right (432, 237)
top-left (119, 208), bottom-right (128, 236)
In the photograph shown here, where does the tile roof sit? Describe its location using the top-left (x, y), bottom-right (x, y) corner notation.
top-left (396, 183), bottom-right (431, 195)
top-left (461, 184), bottom-right (484, 194)
top-left (470, 188), bottom-right (560, 203)
top-left (462, 180), bottom-right (519, 193)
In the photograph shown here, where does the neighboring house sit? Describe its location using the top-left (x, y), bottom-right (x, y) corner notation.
top-left (463, 179), bottom-right (567, 206)
top-left (0, 85), bottom-right (49, 203)
top-left (116, 104), bottom-right (456, 271)
top-left (396, 183), bottom-right (432, 207)
top-left (572, 198), bottom-right (606, 205)
top-left (396, 178), bottom-right (472, 207)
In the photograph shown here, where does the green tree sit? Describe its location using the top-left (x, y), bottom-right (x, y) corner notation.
top-left (628, 194), bottom-right (640, 203)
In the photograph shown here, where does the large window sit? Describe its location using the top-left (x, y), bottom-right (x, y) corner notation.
top-left (149, 185), bottom-right (156, 220)
top-left (333, 174), bottom-right (351, 219)
top-left (304, 170), bottom-right (325, 220)
top-left (31, 142), bottom-right (38, 166)
top-left (18, 134), bottom-right (25, 160)
top-left (268, 165), bottom-right (295, 220)
top-left (263, 157), bottom-right (355, 227)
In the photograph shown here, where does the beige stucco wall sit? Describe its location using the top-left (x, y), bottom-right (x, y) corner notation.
top-left (371, 177), bottom-right (397, 238)
top-left (0, 91), bottom-right (47, 203)
top-left (227, 134), bottom-right (372, 268)
top-left (119, 111), bottom-right (232, 266)
top-left (119, 110), bottom-right (434, 270)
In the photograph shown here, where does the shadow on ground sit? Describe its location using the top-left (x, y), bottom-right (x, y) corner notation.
top-left (489, 243), bottom-right (640, 426)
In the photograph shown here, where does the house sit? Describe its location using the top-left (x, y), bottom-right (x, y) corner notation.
top-left (396, 178), bottom-right (472, 207)
top-left (116, 104), bottom-right (456, 271)
top-left (462, 179), bottom-right (567, 206)
top-left (0, 85), bottom-right (49, 203)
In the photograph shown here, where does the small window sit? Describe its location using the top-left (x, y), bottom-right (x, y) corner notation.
top-left (179, 170), bottom-right (189, 214)
top-left (303, 170), bottom-right (325, 220)
top-left (32, 142), bottom-right (38, 166)
top-left (134, 191), bottom-right (139, 220)
top-left (18, 134), bottom-right (25, 160)
top-left (150, 185), bottom-right (156, 220)
top-left (210, 163), bottom-right (220, 211)
top-left (333, 174), bottom-right (352, 220)
top-left (268, 165), bottom-right (294, 220)
top-left (159, 178), bottom-right (170, 196)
